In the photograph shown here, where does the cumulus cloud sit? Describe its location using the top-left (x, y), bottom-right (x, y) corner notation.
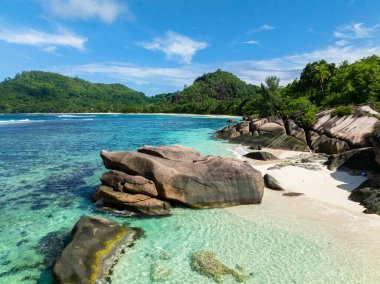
top-left (53, 62), bottom-right (204, 87)
top-left (141, 31), bottom-right (208, 64)
top-left (224, 45), bottom-right (380, 86)
top-left (334, 23), bottom-right (379, 39)
top-left (0, 26), bottom-right (87, 50)
top-left (40, 0), bottom-right (128, 23)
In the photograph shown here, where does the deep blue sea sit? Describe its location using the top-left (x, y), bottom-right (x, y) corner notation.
top-left (0, 114), bottom-right (379, 284)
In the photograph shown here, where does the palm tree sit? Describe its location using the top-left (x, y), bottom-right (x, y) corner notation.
top-left (314, 64), bottom-right (331, 98)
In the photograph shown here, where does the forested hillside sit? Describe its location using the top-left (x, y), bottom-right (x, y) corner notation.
top-left (1, 55), bottom-right (380, 116)
top-left (0, 71), bottom-right (146, 113)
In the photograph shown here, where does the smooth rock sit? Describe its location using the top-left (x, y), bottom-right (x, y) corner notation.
top-left (244, 151), bottom-right (279, 161)
top-left (313, 114), bottom-right (379, 147)
top-left (53, 216), bottom-right (142, 284)
top-left (93, 185), bottom-right (171, 216)
top-left (100, 149), bottom-right (264, 208)
top-left (138, 145), bottom-right (205, 162)
top-left (264, 174), bottom-right (285, 191)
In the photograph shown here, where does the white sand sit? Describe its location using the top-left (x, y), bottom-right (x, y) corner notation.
top-left (19, 112), bottom-right (241, 119)
top-left (225, 146), bottom-right (380, 271)
top-left (237, 146), bottom-right (376, 214)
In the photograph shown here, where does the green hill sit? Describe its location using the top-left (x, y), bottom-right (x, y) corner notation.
top-left (0, 71), bottom-right (146, 113)
top-left (143, 69), bottom-right (261, 115)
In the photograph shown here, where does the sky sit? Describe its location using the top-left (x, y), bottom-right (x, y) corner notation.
top-left (0, 0), bottom-right (380, 96)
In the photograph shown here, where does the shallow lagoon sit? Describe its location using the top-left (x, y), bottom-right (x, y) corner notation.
top-left (0, 114), bottom-right (379, 283)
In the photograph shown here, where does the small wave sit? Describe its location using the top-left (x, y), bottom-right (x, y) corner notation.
top-left (57, 114), bottom-right (94, 118)
top-left (0, 119), bottom-right (45, 125)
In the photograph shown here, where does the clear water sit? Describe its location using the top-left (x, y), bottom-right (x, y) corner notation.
top-left (0, 114), bottom-right (378, 284)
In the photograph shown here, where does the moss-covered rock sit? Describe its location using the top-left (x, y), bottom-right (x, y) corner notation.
top-left (190, 251), bottom-right (249, 283)
top-left (53, 216), bottom-right (143, 284)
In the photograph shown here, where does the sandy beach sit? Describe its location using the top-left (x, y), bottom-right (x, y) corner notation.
top-left (225, 146), bottom-right (380, 272)
top-left (14, 113), bottom-right (241, 119)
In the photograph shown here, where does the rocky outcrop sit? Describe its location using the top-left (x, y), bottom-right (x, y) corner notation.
top-left (312, 114), bottom-right (378, 148)
top-left (244, 151), bottom-right (279, 161)
top-left (349, 176), bottom-right (380, 215)
top-left (96, 146), bottom-right (264, 210)
top-left (326, 148), bottom-right (376, 171)
top-left (53, 216), bottom-right (142, 284)
top-left (263, 174), bottom-right (284, 191)
top-left (217, 106), bottom-right (380, 155)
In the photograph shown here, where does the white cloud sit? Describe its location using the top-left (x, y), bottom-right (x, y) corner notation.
top-left (40, 0), bottom-right (127, 23)
top-left (260, 24), bottom-right (275, 31)
top-left (335, 39), bottom-right (349, 47)
top-left (53, 62), bottom-right (204, 87)
top-left (0, 26), bottom-right (87, 50)
top-left (243, 40), bottom-right (260, 45)
top-left (248, 24), bottom-right (275, 34)
top-left (141, 31), bottom-right (208, 64)
top-left (224, 45), bottom-right (380, 86)
top-left (334, 23), bottom-right (379, 39)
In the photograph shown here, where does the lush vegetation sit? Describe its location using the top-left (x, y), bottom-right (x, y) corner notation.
top-left (0, 71), bottom-right (147, 113)
top-left (1, 55), bottom-right (380, 117)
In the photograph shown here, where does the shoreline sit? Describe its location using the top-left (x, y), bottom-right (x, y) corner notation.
top-left (0, 112), bottom-right (241, 119)
top-left (224, 145), bottom-right (380, 274)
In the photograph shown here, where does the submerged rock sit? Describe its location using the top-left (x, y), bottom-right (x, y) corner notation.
top-left (100, 146), bottom-right (264, 208)
top-left (263, 174), bottom-right (284, 191)
top-left (190, 251), bottom-right (249, 283)
top-left (150, 263), bottom-right (171, 282)
top-left (53, 216), bottom-right (142, 284)
top-left (244, 151), bottom-right (279, 161)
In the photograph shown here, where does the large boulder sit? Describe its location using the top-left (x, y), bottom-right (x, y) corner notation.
top-left (313, 114), bottom-right (379, 148)
top-left (93, 185), bottom-right (171, 216)
top-left (53, 216), bottom-right (142, 284)
top-left (138, 145), bottom-right (205, 162)
top-left (100, 147), bottom-right (264, 208)
top-left (349, 176), bottom-right (380, 215)
top-left (244, 151), bottom-right (279, 161)
top-left (311, 134), bottom-right (350, 154)
top-left (326, 148), bottom-right (376, 171)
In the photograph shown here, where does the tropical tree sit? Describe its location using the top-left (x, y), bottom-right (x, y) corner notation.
top-left (259, 76), bottom-right (282, 116)
top-left (313, 63), bottom-right (331, 98)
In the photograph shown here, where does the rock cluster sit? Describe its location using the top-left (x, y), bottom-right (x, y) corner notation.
top-left (53, 216), bottom-right (142, 284)
top-left (217, 106), bottom-right (380, 155)
top-left (349, 176), bottom-right (380, 215)
top-left (93, 145), bottom-right (264, 216)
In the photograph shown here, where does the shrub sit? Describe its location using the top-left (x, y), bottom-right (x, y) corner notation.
top-left (331, 106), bottom-right (354, 117)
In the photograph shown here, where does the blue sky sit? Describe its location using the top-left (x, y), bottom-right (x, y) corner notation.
top-left (0, 0), bottom-right (380, 95)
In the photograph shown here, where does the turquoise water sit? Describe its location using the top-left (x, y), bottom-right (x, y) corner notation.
top-left (0, 114), bottom-right (378, 283)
